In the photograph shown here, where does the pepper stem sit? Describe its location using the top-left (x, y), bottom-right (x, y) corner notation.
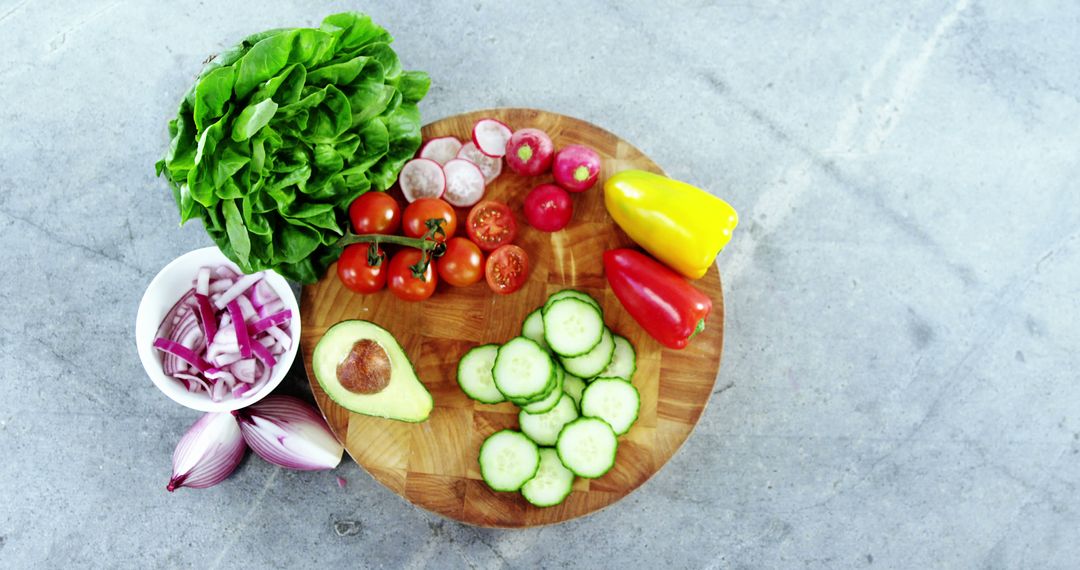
top-left (688, 319), bottom-right (706, 341)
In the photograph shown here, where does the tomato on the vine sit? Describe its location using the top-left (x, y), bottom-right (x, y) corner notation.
top-left (387, 249), bottom-right (438, 301)
top-left (403, 198), bottom-right (456, 241)
top-left (485, 244), bottom-right (529, 295)
top-left (437, 237), bottom-right (484, 287)
top-left (349, 192), bottom-right (401, 235)
top-left (337, 244), bottom-right (386, 294)
top-left (466, 200), bottom-right (518, 252)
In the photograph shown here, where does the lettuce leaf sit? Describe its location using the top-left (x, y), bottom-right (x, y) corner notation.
top-left (157, 12), bottom-right (430, 283)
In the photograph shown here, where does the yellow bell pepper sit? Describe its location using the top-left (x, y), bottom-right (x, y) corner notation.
top-left (603, 170), bottom-right (738, 279)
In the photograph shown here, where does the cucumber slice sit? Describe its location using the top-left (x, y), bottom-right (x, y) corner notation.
top-left (543, 289), bottom-right (601, 315)
top-left (560, 327), bottom-right (615, 379)
top-left (555, 418), bottom-right (617, 479)
top-left (519, 393), bottom-right (579, 446)
top-left (456, 344), bottom-right (504, 404)
top-left (479, 430), bottom-right (540, 492)
top-left (543, 298), bottom-right (604, 357)
top-left (598, 335), bottom-right (636, 382)
top-left (580, 378), bottom-right (640, 435)
top-left (521, 307), bottom-right (548, 351)
top-left (521, 363), bottom-right (565, 414)
top-left (508, 363), bottom-right (558, 405)
top-left (562, 373), bottom-right (586, 410)
top-left (493, 337), bottom-right (554, 400)
top-left (521, 448), bottom-right (575, 507)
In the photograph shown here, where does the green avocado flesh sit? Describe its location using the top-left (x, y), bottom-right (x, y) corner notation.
top-left (313, 320), bottom-right (433, 422)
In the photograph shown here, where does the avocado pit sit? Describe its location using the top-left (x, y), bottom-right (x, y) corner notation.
top-left (337, 339), bottom-right (392, 394)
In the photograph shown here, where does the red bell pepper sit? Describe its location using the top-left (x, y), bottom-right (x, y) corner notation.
top-left (604, 249), bottom-right (712, 350)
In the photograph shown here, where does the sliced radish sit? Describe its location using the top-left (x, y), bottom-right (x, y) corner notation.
top-left (419, 136), bottom-right (463, 166)
top-left (457, 142), bottom-right (502, 184)
top-left (398, 158), bottom-right (446, 202)
top-left (442, 159), bottom-right (486, 207)
top-left (472, 118), bottom-right (513, 158)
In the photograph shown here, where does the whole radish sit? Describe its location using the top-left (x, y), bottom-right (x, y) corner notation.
top-left (523, 184), bottom-right (573, 232)
top-left (552, 145), bottom-right (601, 192)
top-left (504, 128), bottom-right (554, 176)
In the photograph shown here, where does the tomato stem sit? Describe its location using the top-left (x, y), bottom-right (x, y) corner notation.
top-left (335, 219), bottom-right (447, 279)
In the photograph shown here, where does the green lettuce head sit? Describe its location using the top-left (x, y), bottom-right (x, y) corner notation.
top-left (156, 12), bottom-right (430, 283)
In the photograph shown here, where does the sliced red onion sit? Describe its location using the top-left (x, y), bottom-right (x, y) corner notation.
top-left (157, 265), bottom-right (291, 402)
top-left (214, 272), bottom-right (264, 310)
top-left (251, 310), bottom-right (291, 333)
top-left (250, 341), bottom-right (276, 367)
top-left (258, 299), bottom-right (285, 319)
top-left (250, 279), bottom-right (280, 309)
top-left (196, 267), bottom-right (211, 296)
top-left (168, 412), bottom-right (246, 491)
top-left (233, 395), bottom-right (343, 471)
top-left (227, 300), bottom-right (252, 358)
top-left (154, 338), bottom-right (209, 372)
top-left (212, 350), bottom-right (243, 367)
top-left (194, 293), bottom-right (218, 344)
top-left (229, 359), bottom-right (258, 383)
top-left (175, 372), bottom-right (211, 394)
top-left (208, 278), bottom-right (234, 294)
top-left (265, 325), bottom-right (292, 352)
top-left (214, 266), bottom-right (239, 280)
top-left (235, 294), bottom-right (257, 323)
top-left (205, 367), bottom-right (237, 386)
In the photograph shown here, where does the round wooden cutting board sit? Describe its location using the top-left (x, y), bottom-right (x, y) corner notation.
top-left (301, 108), bottom-right (725, 527)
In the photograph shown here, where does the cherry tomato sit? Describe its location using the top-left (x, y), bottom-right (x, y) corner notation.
top-left (387, 249), bottom-right (438, 301)
top-left (523, 183), bottom-right (573, 232)
top-left (337, 244), bottom-right (387, 294)
top-left (403, 198), bottom-right (456, 241)
top-left (437, 237), bottom-right (484, 287)
top-left (485, 244), bottom-right (529, 295)
top-left (466, 200), bottom-right (518, 252)
top-left (349, 192), bottom-right (401, 235)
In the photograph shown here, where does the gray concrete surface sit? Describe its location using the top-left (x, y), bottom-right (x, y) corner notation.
top-left (1, 0), bottom-right (1078, 568)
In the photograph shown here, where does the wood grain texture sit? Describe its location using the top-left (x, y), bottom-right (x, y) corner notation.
top-left (301, 108), bottom-right (725, 527)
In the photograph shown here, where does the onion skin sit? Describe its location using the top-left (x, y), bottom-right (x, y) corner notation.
top-left (168, 412), bottom-right (246, 492)
top-left (234, 395), bottom-right (343, 471)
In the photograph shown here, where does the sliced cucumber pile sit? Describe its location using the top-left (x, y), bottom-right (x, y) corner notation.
top-left (457, 289), bottom-right (641, 506)
top-left (521, 307), bottom-right (547, 350)
top-left (521, 448), bottom-right (575, 507)
top-left (493, 337), bottom-right (554, 401)
top-left (479, 430), bottom-right (540, 492)
top-left (560, 326), bottom-right (615, 379)
top-left (520, 363), bottom-right (565, 414)
top-left (562, 373), bottom-right (587, 410)
top-left (556, 418), bottom-right (618, 478)
top-left (598, 334), bottom-right (637, 382)
top-left (580, 378), bottom-right (640, 435)
top-left (520, 393), bottom-right (579, 446)
top-left (457, 344), bottom-right (504, 404)
top-left (543, 298), bottom-right (604, 357)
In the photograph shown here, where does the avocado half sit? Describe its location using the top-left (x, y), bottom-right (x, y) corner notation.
top-left (313, 320), bottom-right (433, 422)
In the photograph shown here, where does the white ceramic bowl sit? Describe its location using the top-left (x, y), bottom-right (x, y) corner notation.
top-left (136, 247), bottom-right (301, 412)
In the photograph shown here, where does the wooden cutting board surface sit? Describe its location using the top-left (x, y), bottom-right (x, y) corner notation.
top-left (301, 108), bottom-right (725, 527)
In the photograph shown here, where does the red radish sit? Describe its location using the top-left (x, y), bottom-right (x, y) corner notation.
top-left (398, 158), bottom-right (446, 202)
top-left (442, 159), bottom-right (486, 207)
top-left (457, 142), bottom-right (502, 184)
top-left (472, 118), bottom-right (513, 158)
top-left (552, 145), bottom-right (601, 192)
top-left (523, 184), bottom-right (573, 232)
top-left (504, 128), bottom-right (554, 176)
top-left (418, 136), bottom-right (462, 165)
